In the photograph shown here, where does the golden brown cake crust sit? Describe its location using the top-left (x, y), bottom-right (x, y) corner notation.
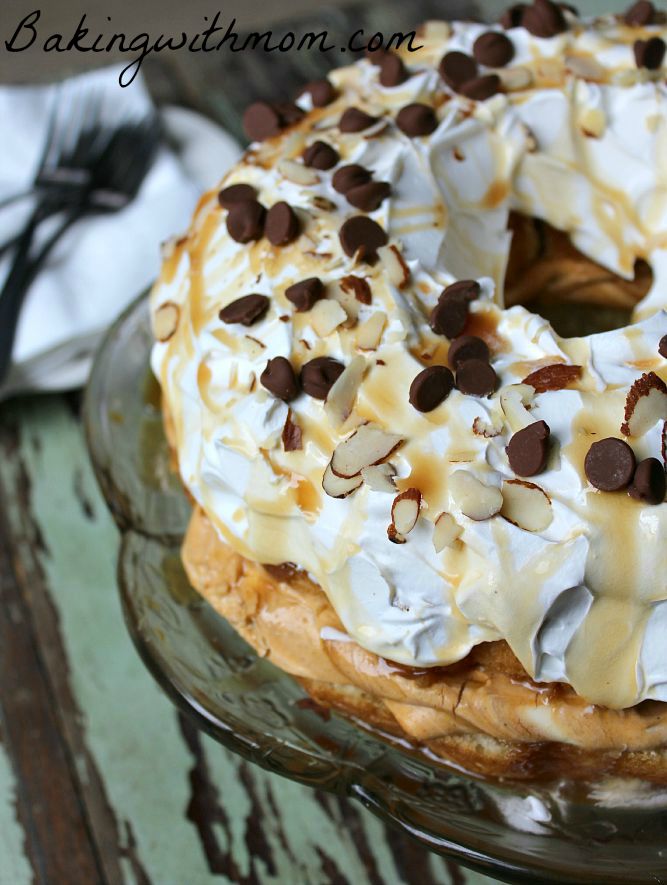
top-left (182, 506), bottom-right (667, 783)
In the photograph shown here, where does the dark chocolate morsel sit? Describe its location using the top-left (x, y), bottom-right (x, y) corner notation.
top-left (339, 216), bottom-right (388, 263)
top-left (339, 107), bottom-right (380, 132)
top-left (456, 359), bottom-right (498, 397)
top-left (226, 199), bottom-right (266, 243)
top-left (396, 103), bottom-right (438, 137)
top-left (629, 457), bottom-right (666, 504)
top-left (506, 421), bottom-right (551, 476)
top-left (379, 52), bottom-right (408, 87)
top-left (260, 356), bottom-right (299, 401)
top-left (625, 0), bottom-right (656, 26)
top-left (522, 0), bottom-right (568, 37)
top-left (301, 356), bottom-right (345, 399)
top-left (332, 164), bottom-right (372, 194)
top-left (448, 335), bottom-right (490, 368)
top-left (219, 293), bottom-right (270, 326)
top-left (218, 183), bottom-right (257, 209)
top-left (345, 180), bottom-right (391, 212)
top-left (409, 365), bottom-right (455, 412)
top-left (243, 102), bottom-right (281, 141)
top-left (500, 3), bottom-right (528, 28)
top-left (302, 140), bottom-right (339, 170)
top-left (584, 438), bottom-right (636, 491)
top-left (459, 74), bottom-right (503, 101)
top-left (439, 51), bottom-right (478, 89)
top-left (443, 279), bottom-right (481, 303)
top-left (634, 36), bottom-right (666, 70)
top-left (473, 31), bottom-right (515, 67)
top-left (265, 201), bottom-right (300, 246)
top-left (430, 295), bottom-right (469, 340)
top-left (285, 277), bottom-right (324, 312)
top-left (300, 78), bottom-right (337, 107)
top-left (659, 334), bottom-right (667, 358)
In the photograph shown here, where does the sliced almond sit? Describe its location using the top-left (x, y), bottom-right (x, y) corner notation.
top-left (153, 302), bottom-right (180, 342)
top-left (622, 372), bottom-right (667, 437)
top-left (279, 130), bottom-right (307, 159)
top-left (391, 488), bottom-right (421, 535)
top-left (361, 462), bottom-right (396, 492)
top-left (501, 480), bottom-right (553, 532)
top-left (449, 471), bottom-right (503, 522)
top-left (277, 158), bottom-right (319, 186)
top-left (578, 106), bottom-right (606, 139)
top-left (523, 364), bottom-right (582, 393)
top-left (331, 424), bottom-right (403, 478)
top-left (497, 65), bottom-right (534, 91)
top-left (340, 275), bottom-right (372, 304)
top-left (354, 312), bottom-right (387, 351)
top-left (662, 420), bottom-right (667, 466)
top-left (432, 512), bottom-right (462, 552)
top-left (322, 463), bottom-right (363, 498)
top-left (310, 299), bottom-right (348, 337)
top-left (500, 384), bottom-right (534, 432)
top-left (309, 195), bottom-right (337, 213)
top-left (282, 410), bottom-right (303, 452)
top-left (566, 56), bottom-right (606, 82)
top-left (324, 356), bottom-right (366, 428)
top-left (472, 414), bottom-right (503, 438)
top-left (387, 524), bottom-right (406, 544)
top-left (377, 244), bottom-right (410, 288)
top-left (420, 20), bottom-right (451, 40)
top-left (330, 281), bottom-right (361, 326)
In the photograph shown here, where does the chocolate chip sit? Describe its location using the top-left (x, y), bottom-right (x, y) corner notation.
top-left (448, 335), bottom-right (490, 368)
top-left (430, 295), bottom-right (469, 339)
top-left (300, 78), bottom-right (337, 107)
top-left (473, 31), bottom-right (515, 67)
top-left (634, 36), bottom-right (666, 69)
top-left (219, 293), bottom-right (269, 326)
top-left (507, 421), bottom-right (551, 476)
top-left (659, 335), bottom-right (667, 358)
top-left (522, 0), bottom-right (568, 36)
top-left (301, 356), bottom-right (345, 399)
top-left (218, 183), bottom-right (257, 209)
top-left (584, 438), bottom-right (636, 491)
top-left (379, 53), bottom-right (407, 87)
top-left (625, 0), bottom-right (655, 25)
top-left (265, 202), bottom-right (300, 246)
top-left (260, 356), bottom-right (299, 401)
top-left (439, 51), bottom-right (478, 90)
top-left (459, 74), bottom-right (503, 101)
top-left (285, 277), bottom-right (324, 312)
top-left (365, 45), bottom-right (388, 62)
top-left (456, 359), bottom-right (498, 397)
top-left (346, 181), bottom-right (391, 212)
top-left (339, 107), bottom-right (380, 132)
top-left (274, 102), bottom-right (306, 126)
top-left (302, 140), bottom-right (339, 170)
top-left (500, 3), bottom-right (527, 27)
top-left (332, 164), bottom-right (372, 194)
top-left (226, 199), bottom-right (266, 243)
top-left (396, 103), bottom-right (438, 137)
top-left (409, 365), bottom-right (455, 412)
top-left (339, 216), bottom-right (388, 263)
top-left (629, 457), bottom-right (666, 504)
top-left (444, 279), bottom-right (481, 303)
top-left (243, 102), bottom-right (282, 141)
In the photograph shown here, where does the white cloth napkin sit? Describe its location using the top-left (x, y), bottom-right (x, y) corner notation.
top-left (0, 65), bottom-right (242, 400)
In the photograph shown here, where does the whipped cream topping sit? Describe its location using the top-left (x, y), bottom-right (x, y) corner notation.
top-left (151, 12), bottom-right (667, 709)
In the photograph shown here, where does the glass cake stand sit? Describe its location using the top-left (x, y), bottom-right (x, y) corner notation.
top-left (84, 293), bottom-right (667, 885)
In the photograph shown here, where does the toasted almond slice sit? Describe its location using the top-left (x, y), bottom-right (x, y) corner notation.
top-left (500, 384), bottom-right (534, 432)
top-left (523, 364), bottom-right (582, 393)
top-left (325, 356), bottom-right (367, 428)
top-left (310, 299), bottom-right (348, 337)
top-left (472, 414), bottom-right (503, 438)
top-left (279, 131), bottom-right (307, 159)
top-left (377, 244), bottom-right (410, 288)
top-left (277, 158), bottom-right (319, 186)
top-left (153, 302), bottom-right (180, 342)
top-left (387, 524), bottom-right (406, 544)
top-left (322, 463), bottom-right (363, 498)
top-left (340, 275), bottom-right (372, 304)
top-left (566, 56), bottom-right (605, 82)
top-left (433, 512), bottom-right (462, 552)
top-left (391, 488), bottom-right (421, 535)
top-left (331, 424), bottom-right (403, 478)
top-left (449, 471), bottom-right (503, 521)
top-left (621, 372), bottom-right (667, 437)
top-left (420, 20), bottom-right (451, 40)
top-left (361, 462), bottom-right (396, 492)
top-left (497, 66), bottom-right (534, 91)
top-left (330, 281), bottom-right (361, 326)
top-left (501, 479), bottom-right (553, 532)
top-left (578, 106), bottom-right (606, 138)
top-left (354, 312), bottom-right (387, 351)
top-left (662, 420), bottom-right (667, 466)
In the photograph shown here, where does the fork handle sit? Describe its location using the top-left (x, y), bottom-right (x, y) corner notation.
top-left (0, 206), bottom-right (82, 385)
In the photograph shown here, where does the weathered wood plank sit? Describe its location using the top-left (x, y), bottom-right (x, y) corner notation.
top-left (0, 396), bottom-right (500, 884)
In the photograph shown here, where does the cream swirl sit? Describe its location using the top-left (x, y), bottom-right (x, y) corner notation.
top-left (150, 12), bottom-right (667, 709)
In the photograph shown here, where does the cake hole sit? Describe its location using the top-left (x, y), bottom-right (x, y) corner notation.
top-left (504, 213), bottom-right (652, 338)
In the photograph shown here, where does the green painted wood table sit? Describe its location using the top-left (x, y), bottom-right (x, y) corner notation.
top-left (0, 0), bottom-right (602, 879)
